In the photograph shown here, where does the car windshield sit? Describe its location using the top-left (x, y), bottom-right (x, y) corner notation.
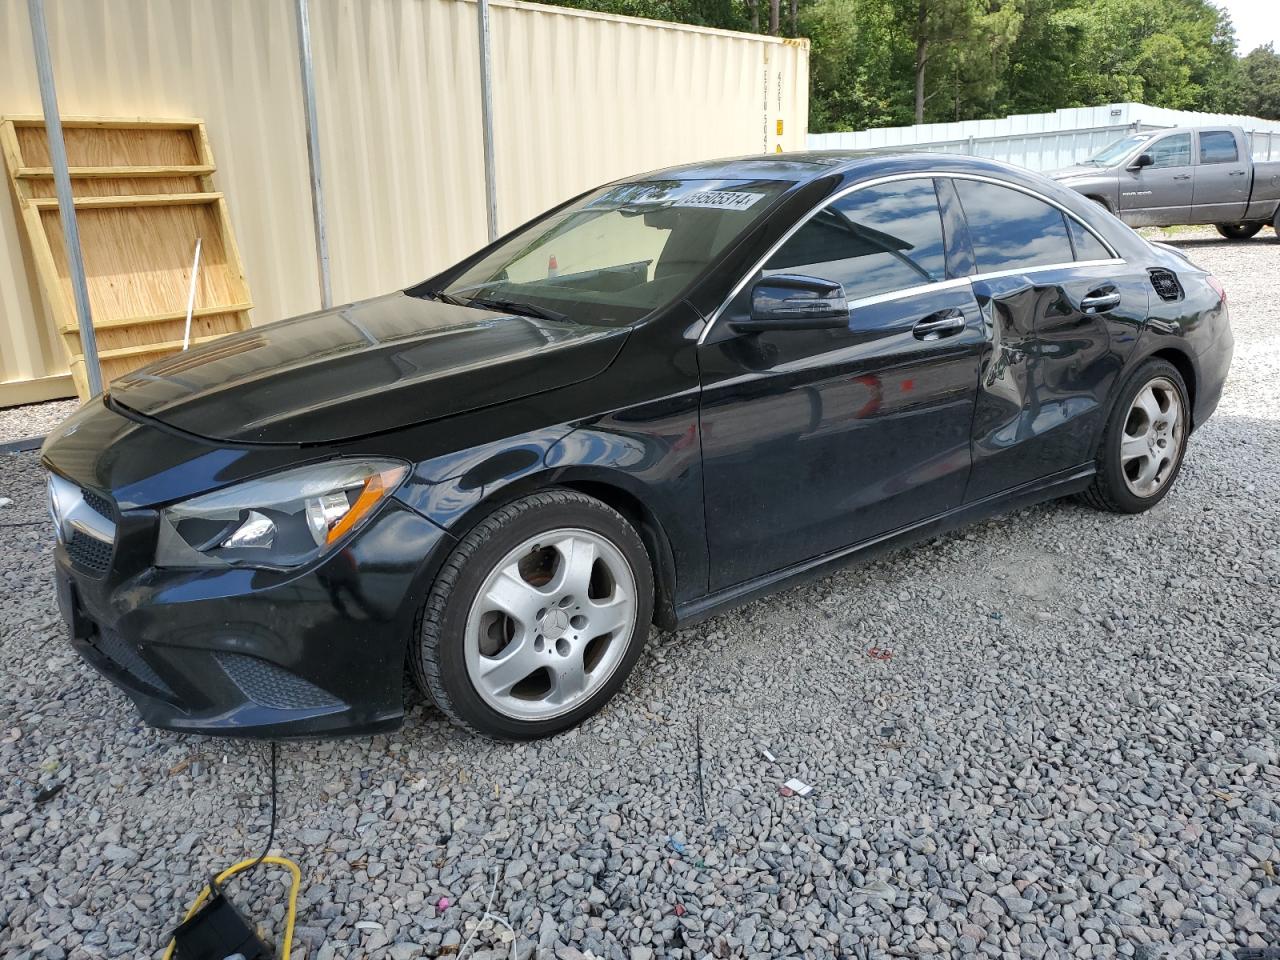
top-left (1085, 134), bottom-right (1153, 166)
top-left (433, 178), bottom-right (790, 326)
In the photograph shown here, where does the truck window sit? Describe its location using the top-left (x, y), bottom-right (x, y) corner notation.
top-left (1199, 132), bottom-right (1239, 164)
top-left (1148, 134), bottom-right (1191, 168)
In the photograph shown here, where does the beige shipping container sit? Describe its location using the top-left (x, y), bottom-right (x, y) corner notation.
top-left (0, 0), bottom-right (809, 407)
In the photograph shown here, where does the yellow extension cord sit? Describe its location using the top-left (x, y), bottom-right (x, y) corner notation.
top-left (161, 855), bottom-right (302, 960)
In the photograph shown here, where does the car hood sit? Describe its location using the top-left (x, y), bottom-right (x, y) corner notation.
top-left (109, 292), bottom-right (629, 444)
top-left (1047, 164), bottom-right (1101, 180)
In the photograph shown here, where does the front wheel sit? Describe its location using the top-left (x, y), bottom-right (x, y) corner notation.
top-left (1078, 359), bottom-right (1190, 514)
top-left (1215, 222), bottom-right (1263, 240)
top-left (411, 488), bottom-right (653, 740)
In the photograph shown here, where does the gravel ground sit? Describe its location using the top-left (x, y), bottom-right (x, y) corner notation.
top-left (2, 236), bottom-right (1277, 960)
top-left (0, 399), bottom-right (79, 446)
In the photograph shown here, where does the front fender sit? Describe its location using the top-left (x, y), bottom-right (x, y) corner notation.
top-left (1057, 175), bottom-right (1117, 211)
top-left (394, 401), bottom-right (707, 607)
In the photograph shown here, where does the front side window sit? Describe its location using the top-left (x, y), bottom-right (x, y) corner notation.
top-left (1149, 134), bottom-right (1192, 168)
top-left (1086, 134), bottom-right (1152, 166)
top-left (1199, 131), bottom-right (1239, 164)
top-left (438, 178), bottom-right (789, 325)
top-left (763, 178), bottom-right (948, 302)
top-left (954, 179), bottom-right (1074, 273)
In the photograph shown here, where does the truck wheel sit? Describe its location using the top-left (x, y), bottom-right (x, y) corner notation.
top-left (1215, 222), bottom-right (1263, 240)
top-left (412, 489), bottom-right (653, 740)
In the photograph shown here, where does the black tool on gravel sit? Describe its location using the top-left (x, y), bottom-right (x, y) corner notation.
top-left (170, 877), bottom-right (272, 960)
top-left (162, 743), bottom-right (298, 960)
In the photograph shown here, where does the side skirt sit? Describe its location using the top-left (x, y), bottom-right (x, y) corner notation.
top-left (673, 464), bottom-right (1096, 628)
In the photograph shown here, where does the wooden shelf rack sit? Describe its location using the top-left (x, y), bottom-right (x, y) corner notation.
top-left (0, 116), bottom-right (253, 399)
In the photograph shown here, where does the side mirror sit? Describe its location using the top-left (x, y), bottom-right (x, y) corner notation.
top-left (1129, 153), bottom-right (1153, 170)
top-left (731, 274), bottom-right (849, 333)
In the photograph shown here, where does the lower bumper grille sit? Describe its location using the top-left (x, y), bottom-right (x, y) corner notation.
top-left (215, 652), bottom-right (342, 710)
top-left (67, 532), bottom-right (113, 576)
top-left (97, 628), bottom-right (174, 698)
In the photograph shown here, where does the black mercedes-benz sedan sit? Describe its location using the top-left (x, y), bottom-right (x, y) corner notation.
top-left (43, 152), bottom-right (1233, 741)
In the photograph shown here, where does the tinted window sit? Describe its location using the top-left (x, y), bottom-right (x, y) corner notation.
top-left (1149, 134), bottom-right (1191, 168)
top-left (764, 178), bottom-right (947, 301)
top-left (1199, 131), bottom-right (1238, 164)
top-left (954, 179), bottom-right (1074, 273)
top-left (1067, 218), bottom-right (1111, 261)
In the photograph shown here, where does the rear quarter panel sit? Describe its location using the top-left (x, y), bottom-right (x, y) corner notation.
top-left (1134, 245), bottom-right (1232, 428)
top-left (1245, 159), bottom-right (1280, 220)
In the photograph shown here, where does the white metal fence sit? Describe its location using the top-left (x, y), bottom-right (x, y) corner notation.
top-left (807, 103), bottom-right (1280, 171)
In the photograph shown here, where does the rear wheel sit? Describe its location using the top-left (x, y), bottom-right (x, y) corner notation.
top-left (1215, 222), bottom-right (1263, 240)
top-left (1079, 359), bottom-right (1190, 514)
top-left (411, 488), bottom-right (653, 740)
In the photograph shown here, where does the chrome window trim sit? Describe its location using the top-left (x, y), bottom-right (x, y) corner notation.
top-left (698, 170), bottom-right (1124, 345)
top-left (967, 257), bottom-right (1125, 283)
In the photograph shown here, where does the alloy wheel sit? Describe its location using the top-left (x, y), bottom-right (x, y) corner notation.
top-left (464, 528), bottom-right (637, 721)
top-left (1120, 376), bottom-right (1184, 498)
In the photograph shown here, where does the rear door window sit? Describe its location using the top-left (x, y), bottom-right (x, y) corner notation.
top-left (953, 179), bottom-right (1075, 273)
top-left (1199, 131), bottom-right (1239, 164)
top-left (763, 178), bottom-right (948, 302)
top-left (1066, 218), bottom-right (1111, 261)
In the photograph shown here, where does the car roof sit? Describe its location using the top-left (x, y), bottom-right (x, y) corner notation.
top-left (633, 151), bottom-right (1047, 187)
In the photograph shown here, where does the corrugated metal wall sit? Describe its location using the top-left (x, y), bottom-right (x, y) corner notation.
top-left (0, 0), bottom-right (809, 405)
top-left (808, 103), bottom-right (1280, 171)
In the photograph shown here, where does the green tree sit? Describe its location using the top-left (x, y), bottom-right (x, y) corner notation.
top-left (803, 0), bottom-right (914, 130)
top-left (547, 0), bottom-right (1260, 133)
top-left (1238, 44), bottom-right (1280, 120)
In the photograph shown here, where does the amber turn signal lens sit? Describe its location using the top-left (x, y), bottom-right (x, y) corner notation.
top-left (325, 466), bottom-right (408, 544)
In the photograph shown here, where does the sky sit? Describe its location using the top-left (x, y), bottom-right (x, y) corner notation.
top-left (1214, 0), bottom-right (1280, 54)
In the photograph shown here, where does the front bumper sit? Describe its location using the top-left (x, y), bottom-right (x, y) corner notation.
top-left (55, 498), bottom-right (452, 739)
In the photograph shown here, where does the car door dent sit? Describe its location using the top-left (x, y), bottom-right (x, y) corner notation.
top-left (964, 264), bottom-right (1147, 502)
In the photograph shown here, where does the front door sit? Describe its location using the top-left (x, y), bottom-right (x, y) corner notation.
top-left (698, 177), bottom-right (985, 590)
top-left (1117, 132), bottom-right (1193, 227)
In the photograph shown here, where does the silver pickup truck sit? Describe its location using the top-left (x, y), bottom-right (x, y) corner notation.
top-left (1050, 125), bottom-right (1280, 239)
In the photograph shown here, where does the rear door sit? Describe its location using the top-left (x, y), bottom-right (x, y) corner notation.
top-left (1192, 130), bottom-right (1250, 222)
top-left (1117, 132), bottom-right (1193, 226)
top-left (952, 177), bottom-right (1149, 502)
top-left (698, 177), bottom-right (985, 590)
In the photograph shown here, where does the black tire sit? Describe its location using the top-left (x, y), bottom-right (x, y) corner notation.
top-left (411, 488), bottom-right (653, 740)
top-left (1215, 222), bottom-right (1263, 240)
top-left (1078, 359), bottom-right (1190, 514)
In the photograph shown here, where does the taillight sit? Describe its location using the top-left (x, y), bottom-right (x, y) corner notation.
top-left (1207, 276), bottom-right (1226, 302)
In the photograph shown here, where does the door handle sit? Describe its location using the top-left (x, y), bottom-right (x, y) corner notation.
top-left (1172, 174), bottom-right (1191, 181)
top-left (912, 309), bottom-right (966, 341)
top-left (1228, 170), bottom-right (1247, 176)
top-left (1079, 286), bottom-right (1121, 314)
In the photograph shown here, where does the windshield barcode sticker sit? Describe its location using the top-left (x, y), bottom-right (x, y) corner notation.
top-left (673, 190), bottom-right (766, 211)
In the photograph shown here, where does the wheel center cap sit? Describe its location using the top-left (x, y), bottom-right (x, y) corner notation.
top-left (543, 608), bottom-right (570, 641)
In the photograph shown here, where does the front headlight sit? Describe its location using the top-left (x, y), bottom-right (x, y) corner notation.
top-left (155, 459), bottom-right (409, 569)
